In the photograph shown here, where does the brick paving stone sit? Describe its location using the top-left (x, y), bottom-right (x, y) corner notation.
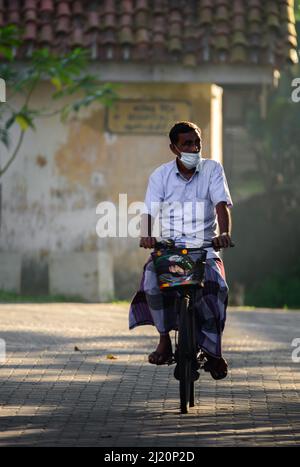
top-left (0, 304), bottom-right (299, 446)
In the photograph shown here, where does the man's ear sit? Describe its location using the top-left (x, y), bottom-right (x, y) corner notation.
top-left (170, 143), bottom-right (179, 157)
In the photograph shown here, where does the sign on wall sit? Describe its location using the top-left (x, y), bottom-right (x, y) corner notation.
top-left (106, 100), bottom-right (191, 134)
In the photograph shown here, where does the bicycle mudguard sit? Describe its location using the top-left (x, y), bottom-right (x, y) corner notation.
top-left (151, 247), bottom-right (207, 290)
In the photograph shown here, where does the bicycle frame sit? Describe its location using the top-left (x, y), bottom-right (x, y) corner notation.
top-left (151, 238), bottom-right (234, 414)
top-left (152, 242), bottom-right (209, 414)
top-left (174, 285), bottom-right (204, 413)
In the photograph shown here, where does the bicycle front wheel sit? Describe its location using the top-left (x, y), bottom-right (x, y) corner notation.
top-left (178, 295), bottom-right (195, 414)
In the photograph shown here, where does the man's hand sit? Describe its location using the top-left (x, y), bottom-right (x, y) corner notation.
top-left (212, 232), bottom-right (232, 251)
top-left (139, 237), bottom-right (156, 249)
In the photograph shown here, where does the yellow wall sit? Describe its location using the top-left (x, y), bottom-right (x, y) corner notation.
top-left (1, 81), bottom-right (222, 299)
top-left (55, 82), bottom-right (218, 206)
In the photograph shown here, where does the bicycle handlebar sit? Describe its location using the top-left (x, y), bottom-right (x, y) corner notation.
top-left (154, 239), bottom-right (235, 251)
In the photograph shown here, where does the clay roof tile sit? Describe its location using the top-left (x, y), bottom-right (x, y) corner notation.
top-left (56, 16), bottom-right (70, 34)
top-left (73, 1), bottom-right (84, 17)
top-left (23, 21), bottom-right (37, 41)
top-left (0, 0), bottom-right (297, 68)
top-left (120, 0), bottom-right (134, 15)
top-left (57, 2), bottom-right (71, 17)
top-left (23, 0), bottom-right (37, 9)
top-left (87, 11), bottom-right (100, 31)
top-left (39, 23), bottom-right (53, 44)
top-left (40, 0), bottom-right (54, 14)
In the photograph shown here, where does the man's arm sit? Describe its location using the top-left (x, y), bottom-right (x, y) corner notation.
top-left (208, 162), bottom-right (233, 250)
top-left (212, 201), bottom-right (232, 249)
top-left (139, 169), bottom-right (164, 249)
top-left (140, 213), bottom-right (156, 249)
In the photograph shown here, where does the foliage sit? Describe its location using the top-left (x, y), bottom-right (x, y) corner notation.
top-left (0, 25), bottom-right (118, 177)
top-left (0, 24), bottom-right (20, 61)
top-left (246, 69), bottom-right (300, 194)
top-left (225, 186), bottom-right (300, 309)
top-left (240, 6), bottom-right (300, 308)
top-left (295, 0), bottom-right (300, 21)
top-left (245, 265), bottom-right (300, 309)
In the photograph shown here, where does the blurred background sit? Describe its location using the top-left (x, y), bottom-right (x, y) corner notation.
top-left (0, 0), bottom-right (299, 308)
top-left (224, 1), bottom-right (300, 308)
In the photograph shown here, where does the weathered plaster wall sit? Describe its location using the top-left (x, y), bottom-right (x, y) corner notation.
top-left (0, 81), bottom-right (221, 300)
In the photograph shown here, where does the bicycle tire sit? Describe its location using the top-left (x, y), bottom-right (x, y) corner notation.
top-left (178, 295), bottom-right (194, 414)
top-left (189, 290), bottom-right (197, 409)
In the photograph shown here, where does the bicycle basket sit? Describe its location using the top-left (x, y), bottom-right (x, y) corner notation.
top-left (151, 248), bottom-right (207, 291)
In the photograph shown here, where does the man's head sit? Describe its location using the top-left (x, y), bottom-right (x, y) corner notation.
top-left (169, 121), bottom-right (202, 159)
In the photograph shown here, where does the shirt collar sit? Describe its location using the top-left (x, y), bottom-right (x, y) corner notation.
top-left (174, 158), bottom-right (201, 176)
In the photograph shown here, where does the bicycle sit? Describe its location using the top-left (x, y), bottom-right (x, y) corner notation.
top-left (152, 238), bottom-right (233, 414)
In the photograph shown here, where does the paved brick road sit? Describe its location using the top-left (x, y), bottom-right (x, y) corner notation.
top-left (0, 303), bottom-right (299, 447)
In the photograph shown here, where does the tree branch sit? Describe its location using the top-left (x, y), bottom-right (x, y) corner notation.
top-left (0, 130), bottom-right (25, 178)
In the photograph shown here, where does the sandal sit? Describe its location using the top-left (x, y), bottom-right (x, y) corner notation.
top-left (148, 351), bottom-right (174, 365)
top-left (204, 356), bottom-right (228, 380)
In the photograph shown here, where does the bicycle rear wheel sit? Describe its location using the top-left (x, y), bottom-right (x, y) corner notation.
top-left (178, 294), bottom-right (195, 414)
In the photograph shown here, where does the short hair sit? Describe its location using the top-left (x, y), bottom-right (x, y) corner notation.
top-left (169, 121), bottom-right (201, 145)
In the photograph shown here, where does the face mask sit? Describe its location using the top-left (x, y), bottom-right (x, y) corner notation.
top-left (175, 146), bottom-right (202, 169)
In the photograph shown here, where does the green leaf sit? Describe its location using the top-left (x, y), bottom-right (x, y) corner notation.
top-left (0, 127), bottom-right (10, 148)
top-left (15, 115), bottom-right (30, 130)
top-left (15, 112), bottom-right (35, 131)
top-left (0, 45), bottom-right (14, 61)
top-left (50, 77), bottom-right (63, 91)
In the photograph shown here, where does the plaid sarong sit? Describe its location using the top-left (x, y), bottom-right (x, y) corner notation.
top-left (129, 253), bottom-right (229, 358)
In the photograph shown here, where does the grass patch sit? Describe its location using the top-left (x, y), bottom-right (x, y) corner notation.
top-left (110, 300), bottom-right (130, 306)
top-left (230, 305), bottom-right (257, 311)
top-left (0, 290), bottom-right (86, 303)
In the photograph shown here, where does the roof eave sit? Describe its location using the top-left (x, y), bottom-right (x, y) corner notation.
top-left (9, 60), bottom-right (281, 86)
top-left (88, 62), bottom-right (280, 85)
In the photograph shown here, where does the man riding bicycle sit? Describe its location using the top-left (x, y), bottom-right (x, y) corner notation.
top-left (129, 121), bottom-right (233, 380)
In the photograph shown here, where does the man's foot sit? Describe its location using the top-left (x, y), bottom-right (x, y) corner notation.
top-left (203, 355), bottom-right (228, 380)
top-left (148, 334), bottom-right (173, 365)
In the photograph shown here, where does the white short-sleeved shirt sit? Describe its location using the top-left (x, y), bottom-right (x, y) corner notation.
top-left (143, 158), bottom-right (233, 259)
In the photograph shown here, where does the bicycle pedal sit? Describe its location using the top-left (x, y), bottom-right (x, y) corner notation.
top-left (196, 354), bottom-right (203, 369)
top-left (197, 350), bottom-right (205, 361)
top-left (167, 355), bottom-right (176, 366)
